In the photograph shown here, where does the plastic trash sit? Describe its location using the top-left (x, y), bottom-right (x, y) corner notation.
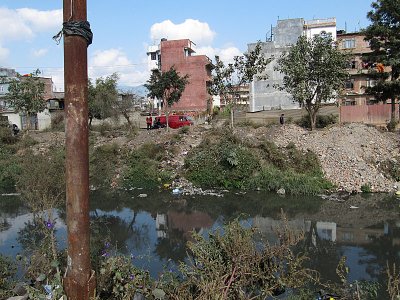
top-left (172, 188), bottom-right (181, 195)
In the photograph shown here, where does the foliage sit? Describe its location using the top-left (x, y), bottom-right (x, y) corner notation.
top-left (0, 145), bottom-right (20, 191)
top-left (361, 183), bottom-right (372, 193)
top-left (115, 92), bottom-right (140, 126)
top-left (0, 255), bottom-right (16, 299)
top-left (16, 147), bottom-right (65, 212)
top-left (88, 73), bottom-right (120, 125)
top-left (169, 217), bottom-right (317, 299)
top-left (185, 132), bottom-right (261, 189)
top-left (185, 130), bottom-right (331, 194)
top-left (96, 255), bottom-right (154, 300)
top-left (276, 35), bottom-right (348, 130)
top-left (178, 125), bottom-right (190, 134)
top-left (379, 157), bottom-right (400, 181)
top-left (387, 120), bottom-right (398, 132)
top-left (248, 166), bottom-right (332, 195)
top-left (124, 142), bottom-right (171, 188)
top-left (90, 143), bottom-right (122, 188)
top-left (145, 67), bottom-right (189, 109)
top-left (208, 41), bottom-right (272, 128)
top-left (364, 0), bottom-right (400, 122)
top-left (6, 70), bottom-right (46, 129)
top-left (296, 114), bottom-right (338, 129)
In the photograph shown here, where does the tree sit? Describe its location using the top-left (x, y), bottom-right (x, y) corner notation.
top-left (144, 67), bottom-right (189, 130)
top-left (88, 73), bottom-right (119, 127)
top-left (6, 70), bottom-right (46, 130)
top-left (115, 91), bottom-right (140, 127)
top-left (364, 0), bottom-right (400, 124)
top-left (276, 35), bottom-right (349, 130)
top-left (208, 41), bottom-right (271, 128)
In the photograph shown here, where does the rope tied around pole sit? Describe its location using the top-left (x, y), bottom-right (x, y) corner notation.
top-left (53, 20), bottom-right (93, 46)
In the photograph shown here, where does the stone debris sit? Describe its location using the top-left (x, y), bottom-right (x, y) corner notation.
top-left (271, 123), bottom-right (399, 193)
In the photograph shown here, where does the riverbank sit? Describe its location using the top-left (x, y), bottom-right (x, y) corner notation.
top-left (26, 121), bottom-right (400, 194)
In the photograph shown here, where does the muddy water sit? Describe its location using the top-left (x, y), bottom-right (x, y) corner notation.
top-left (1, 189), bottom-right (399, 296)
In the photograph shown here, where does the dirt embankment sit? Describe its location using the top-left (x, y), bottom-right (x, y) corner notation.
top-left (29, 122), bottom-right (400, 193)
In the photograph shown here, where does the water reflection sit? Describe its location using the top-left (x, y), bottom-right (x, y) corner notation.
top-left (0, 190), bottom-right (399, 291)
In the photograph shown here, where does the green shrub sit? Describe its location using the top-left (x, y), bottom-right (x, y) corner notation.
top-left (90, 143), bottom-right (122, 188)
top-left (185, 138), bottom-right (261, 189)
top-left (178, 125), bottom-right (190, 134)
top-left (0, 146), bottom-right (20, 191)
top-left (379, 158), bottom-right (400, 181)
top-left (361, 183), bottom-right (372, 193)
top-left (0, 255), bottom-right (16, 299)
top-left (97, 255), bottom-right (154, 300)
top-left (387, 120), bottom-right (398, 132)
top-left (247, 166), bottom-right (333, 195)
top-left (296, 114), bottom-right (337, 129)
top-left (124, 142), bottom-right (171, 188)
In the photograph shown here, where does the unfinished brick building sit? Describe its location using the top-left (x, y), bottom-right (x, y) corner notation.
top-left (148, 39), bottom-right (212, 112)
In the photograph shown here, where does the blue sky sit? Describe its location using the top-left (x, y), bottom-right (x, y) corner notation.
top-left (1, 0), bottom-right (373, 91)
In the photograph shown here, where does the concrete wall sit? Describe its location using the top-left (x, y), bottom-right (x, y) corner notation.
top-left (340, 104), bottom-right (399, 124)
top-left (248, 19), bottom-right (304, 112)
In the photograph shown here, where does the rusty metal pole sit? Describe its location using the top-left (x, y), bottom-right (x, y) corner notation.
top-left (63, 0), bottom-right (95, 299)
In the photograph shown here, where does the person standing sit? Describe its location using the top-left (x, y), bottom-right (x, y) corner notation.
top-left (146, 116), bottom-right (153, 130)
top-left (279, 114), bottom-right (285, 127)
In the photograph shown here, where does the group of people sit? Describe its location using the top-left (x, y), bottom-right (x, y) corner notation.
top-left (146, 116), bottom-right (162, 130)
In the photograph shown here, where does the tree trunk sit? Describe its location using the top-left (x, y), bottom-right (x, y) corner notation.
top-left (230, 108), bottom-right (234, 129)
top-left (391, 97), bottom-right (396, 123)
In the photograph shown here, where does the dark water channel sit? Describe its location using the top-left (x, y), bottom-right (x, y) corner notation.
top-left (1, 189), bottom-right (400, 296)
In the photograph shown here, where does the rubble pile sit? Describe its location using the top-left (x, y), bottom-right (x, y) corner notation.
top-left (272, 123), bottom-right (400, 193)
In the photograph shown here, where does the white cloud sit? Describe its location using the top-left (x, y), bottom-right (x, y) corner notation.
top-left (89, 49), bottom-right (149, 87)
top-left (32, 48), bottom-right (48, 58)
top-left (196, 46), bottom-right (242, 64)
top-left (150, 19), bottom-right (216, 46)
top-left (16, 8), bottom-right (62, 32)
top-left (0, 7), bottom-right (61, 42)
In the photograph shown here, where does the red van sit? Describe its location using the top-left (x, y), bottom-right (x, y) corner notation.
top-left (153, 115), bottom-right (193, 129)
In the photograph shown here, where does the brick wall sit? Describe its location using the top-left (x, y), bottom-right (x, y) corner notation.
top-left (160, 39), bottom-right (211, 111)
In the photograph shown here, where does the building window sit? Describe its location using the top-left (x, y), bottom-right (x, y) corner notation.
top-left (342, 39), bottom-right (356, 49)
top-left (151, 53), bottom-right (157, 60)
top-left (345, 79), bottom-right (354, 89)
top-left (366, 78), bottom-right (376, 87)
top-left (0, 86), bottom-right (4, 92)
top-left (366, 99), bottom-right (378, 105)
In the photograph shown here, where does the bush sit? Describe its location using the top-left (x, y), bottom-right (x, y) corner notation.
top-left (170, 218), bottom-right (316, 299)
top-left (387, 120), bottom-right (398, 132)
top-left (124, 142), bottom-right (171, 188)
top-left (178, 125), bottom-right (190, 134)
top-left (185, 137), bottom-right (261, 189)
top-left (0, 255), bottom-right (16, 299)
top-left (90, 143), bottom-right (122, 188)
top-left (296, 114), bottom-right (337, 129)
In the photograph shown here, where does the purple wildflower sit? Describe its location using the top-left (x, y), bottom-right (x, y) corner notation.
top-left (104, 242), bottom-right (110, 249)
top-left (129, 274), bottom-right (135, 280)
top-left (45, 220), bottom-right (55, 229)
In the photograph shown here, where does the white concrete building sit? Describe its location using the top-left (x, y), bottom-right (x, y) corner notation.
top-left (248, 18), bottom-right (337, 112)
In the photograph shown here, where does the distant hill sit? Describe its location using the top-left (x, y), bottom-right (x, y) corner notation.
top-left (118, 85), bottom-right (148, 97)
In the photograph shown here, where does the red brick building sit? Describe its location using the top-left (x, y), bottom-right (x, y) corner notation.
top-left (151, 39), bottom-right (212, 112)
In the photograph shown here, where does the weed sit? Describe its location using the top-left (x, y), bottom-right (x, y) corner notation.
top-left (0, 255), bottom-right (16, 299)
top-left (361, 183), bottom-right (372, 193)
top-left (178, 125), bottom-right (190, 134)
top-left (90, 143), bottom-right (122, 188)
top-left (124, 142), bottom-right (171, 188)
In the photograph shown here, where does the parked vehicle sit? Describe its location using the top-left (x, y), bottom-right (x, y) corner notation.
top-left (153, 115), bottom-right (193, 129)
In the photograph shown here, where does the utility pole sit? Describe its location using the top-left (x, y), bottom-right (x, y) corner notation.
top-left (62, 0), bottom-right (95, 299)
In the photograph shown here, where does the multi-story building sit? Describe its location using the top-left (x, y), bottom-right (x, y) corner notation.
top-left (0, 67), bottom-right (57, 130)
top-left (147, 39), bottom-right (213, 112)
top-left (248, 18), bottom-right (337, 112)
top-left (337, 31), bottom-right (377, 106)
